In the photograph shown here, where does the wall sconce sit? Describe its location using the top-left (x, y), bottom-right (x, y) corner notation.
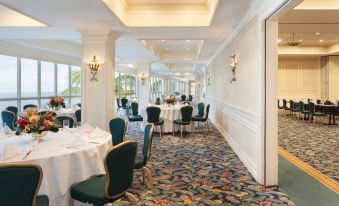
top-left (229, 53), bottom-right (237, 83)
top-left (207, 72), bottom-right (211, 85)
top-left (87, 56), bottom-right (101, 81)
top-left (140, 73), bottom-right (147, 85)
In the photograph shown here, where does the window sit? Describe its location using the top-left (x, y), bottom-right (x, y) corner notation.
top-left (0, 55), bottom-right (17, 99)
top-left (151, 77), bottom-right (163, 102)
top-left (0, 54), bottom-right (81, 111)
top-left (115, 72), bottom-right (137, 100)
top-left (41, 61), bottom-right (55, 97)
top-left (168, 80), bottom-right (176, 95)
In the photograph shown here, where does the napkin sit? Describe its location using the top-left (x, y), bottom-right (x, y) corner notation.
top-left (68, 136), bottom-right (89, 147)
top-left (82, 123), bottom-right (93, 133)
top-left (3, 125), bottom-right (15, 137)
top-left (74, 105), bottom-right (81, 110)
top-left (0, 141), bottom-right (22, 161)
top-left (90, 127), bottom-right (109, 139)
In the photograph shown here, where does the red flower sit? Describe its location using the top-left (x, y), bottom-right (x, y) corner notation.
top-left (17, 119), bottom-right (28, 127)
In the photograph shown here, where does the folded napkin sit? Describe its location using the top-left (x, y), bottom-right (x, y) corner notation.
top-left (74, 105), bottom-right (81, 110)
top-left (3, 125), bottom-right (15, 137)
top-left (68, 136), bottom-right (89, 148)
top-left (0, 141), bottom-right (22, 161)
top-left (82, 123), bottom-right (93, 133)
top-left (90, 127), bottom-right (109, 139)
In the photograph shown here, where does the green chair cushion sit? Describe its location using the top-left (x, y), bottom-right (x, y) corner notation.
top-left (192, 116), bottom-right (206, 121)
top-left (129, 115), bottom-right (143, 122)
top-left (173, 119), bottom-right (191, 125)
top-left (153, 118), bottom-right (164, 126)
top-left (37, 195), bottom-right (49, 206)
top-left (301, 110), bottom-right (310, 114)
top-left (314, 112), bottom-right (326, 116)
top-left (71, 175), bottom-right (117, 206)
top-left (134, 155), bottom-right (145, 169)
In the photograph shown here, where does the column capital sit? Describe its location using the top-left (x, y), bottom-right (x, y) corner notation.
top-left (79, 29), bottom-right (120, 42)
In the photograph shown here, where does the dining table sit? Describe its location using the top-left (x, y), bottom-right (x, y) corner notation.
top-left (0, 126), bottom-right (112, 206)
top-left (141, 103), bottom-right (196, 133)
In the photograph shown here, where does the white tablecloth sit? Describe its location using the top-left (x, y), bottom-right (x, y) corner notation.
top-left (141, 104), bottom-right (195, 133)
top-left (1, 127), bottom-right (112, 206)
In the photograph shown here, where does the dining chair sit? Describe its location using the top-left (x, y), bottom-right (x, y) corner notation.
top-left (192, 104), bottom-right (210, 133)
top-left (70, 140), bottom-right (138, 206)
top-left (173, 105), bottom-right (193, 138)
top-left (299, 101), bottom-right (310, 120)
top-left (0, 163), bottom-right (49, 206)
top-left (289, 100), bottom-right (300, 118)
top-left (197, 102), bottom-right (205, 117)
top-left (146, 106), bottom-right (164, 139)
top-left (121, 98), bottom-right (128, 109)
top-left (181, 94), bottom-right (186, 101)
top-left (56, 116), bottom-right (74, 128)
top-left (109, 118), bottom-right (127, 146)
top-left (188, 95), bottom-right (193, 101)
top-left (134, 124), bottom-right (154, 192)
top-left (155, 97), bottom-right (161, 105)
top-left (74, 103), bottom-right (81, 108)
top-left (282, 99), bottom-right (290, 115)
top-left (277, 99), bottom-right (284, 114)
top-left (75, 109), bottom-right (81, 123)
top-left (5, 106), bottom-right (18, 127)
top-left (23, 104), bottom-right (38, 110)
top-left (1, 110), bottom-right (15, 130)
top-left (116, 98), bottom-right (123, 112)
top-left (309, 102), bottom-right (326, 124)
top-left (127, 103), bottom-right (143, 132)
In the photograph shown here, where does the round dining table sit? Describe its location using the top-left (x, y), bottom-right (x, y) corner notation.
top-left (0, 127), bottom-right (112, 206)
top-left (141, 104), bottom-right (195, 133)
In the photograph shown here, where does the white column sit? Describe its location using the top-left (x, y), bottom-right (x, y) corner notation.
top-left (80, 30), bottom-right (119, 131)
top-left (137, 61), bottom-right (151, 109)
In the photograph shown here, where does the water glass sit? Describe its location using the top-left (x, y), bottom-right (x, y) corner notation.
top-left (63, 119), bottom-right (70, 129)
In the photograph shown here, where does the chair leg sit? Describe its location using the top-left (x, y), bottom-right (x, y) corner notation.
top-left (142, 167), bottom-right (146, 184)
top-left (159, 125), bottom-right (162, 139)
top-left (142, 166), bottom-right (154, 193)
top-left (69, 199), bottom-right (74, 206)
top-left (180, 125), bottom-right (183, 138)
top-left (125, 192), bottom-right (138, 206)
top-left (206, 121), bottom-right (209, 133)
top-left (173, 124), bottom-right (175, 136)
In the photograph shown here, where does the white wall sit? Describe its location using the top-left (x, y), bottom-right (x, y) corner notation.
top-left (329, 56), bottom-right (339, 101)
top-left (278, 57), bottom-right (322, 99)
top-left (206, 17), bottom-right (261, 181)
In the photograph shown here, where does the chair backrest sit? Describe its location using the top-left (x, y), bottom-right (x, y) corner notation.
top-left (131, 102), bottom-right (139, 116)
top-left (309, 102), bottom-right (315, 114)
top-left (23, 104), bottom-right (38, 110)
top-left (146, 106), bottom-right (161, 124)
top-left (5, 106), bottom-right (18, 116)
top-left (289, 100), bottom-right (294, 109)
top-left (116, 98), bottom-right (121, 107)
top-left (188, 95), bottom-right (193, 101)
top-left (299, 101), bottom-right (304, 112)
top-left (0, 163), bottom-right (43, 206)
top-left (197, 102), bottom-right (205, 116)
top-left (74, 103), bottom-right (81, 108)
top-left (104, 141), bottom-right (137, 199)
top-left (121, 98), bottom-right (128, 108)
top-left (277, 99), bottom-right (280, 108)
top-left (181, 106), bottom-right (193, 123)
top-left (155, 98), bottom-right (161, 105)
top-left (1, 110), bottom-right (15, 130)
top-left (324, 100), bottom-right (332, 105)
top-left (283, 99), bottom-right (287, 108)
top-left (183, 101), bottom-right (190, 105)
top-left (56, 116), bottom-right (74, 128)
top-left (181, 95), bottom-right (186, 101)
top-left (141, 124), bottom-right (154, 166)
top-left (316, 99), bottom-right (321, 104)
top-left (75, 109), bottom-right (81, 122)
top-left (205, 104), bottom-right (210, 119)
top-left (109, 118), bottom-right (126, 146)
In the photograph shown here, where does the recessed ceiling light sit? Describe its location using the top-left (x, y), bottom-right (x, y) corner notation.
top-left (186, 40), bottom-right (190, 42)
top-left (299, 39), bottom-right (302, 42)
top-left (277, 39), bottom-right (282, 43)
top-left (320, 39), bottom-right (324, 42)
top-left (315, 33), bottom-right (320, 35)
top-left (166, 48), bottom-right (169, 50)
top-left (186, 48), bottom-right (190, 50)
top-left (161, 40), bottom-right (165, 42)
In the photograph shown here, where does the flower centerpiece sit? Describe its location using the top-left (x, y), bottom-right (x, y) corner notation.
top-left (16, 108), bottom-right (60, 140)
top-left (163, 95), bottom-right (176, 105)
top-left (49, 96), bottom-right (65, 110)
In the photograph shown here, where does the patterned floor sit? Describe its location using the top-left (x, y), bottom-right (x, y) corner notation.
top-left (278, 115), bottom-right (339, 182)
top-left (112, 123), bottom-right (294, 205)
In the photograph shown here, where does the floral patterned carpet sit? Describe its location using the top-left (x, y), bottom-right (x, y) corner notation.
top-left (278, 115), bottom-right (339, 182)
top-left (113, 123), bottom-right (294, 205)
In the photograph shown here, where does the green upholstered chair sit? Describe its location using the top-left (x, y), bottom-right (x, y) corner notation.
top-left (75, 109), bottom-right (81, 123)
top-left (192, 104), bottom-right (210, 133)
top-left (6, 106), bottom-right (18, 127)
top-left (116, 98), bottom-right (123, 112)
top-left (74, 103), bottom-right (81, 108)
top-left (1, 110), bottom-right (15, 130)
top-left (316, 99), bottom-right (321, 104)
top-left (121, 98), bottom-right (128, 109)
top-left (134, 124), bottom-right (155, 191)
top-left (299, 101), bottom-right (310, 120)
top-left (56, 116), bottom-right (74, 128)
top-left (181, 95), bottom-right (186, 101)
top-left (289, 100), bottom-right (300, 117)
top-left (146, 106), bottom-right (164, 139)
top-left (0, 163), bottom-right (49, 206)
top-left (109, 118), bottom-right (127, 146)
top-left (188, 95), bottom-right (193, 102)
top-left (127, 103), bottom-right (143, 132)
top-left (155, 98), bottom-right (161, 105)
top-left (173, 106), bottom-right (193, 138)
top-left (277, 99), bottom-right (284, 114)
top-left (196, 102), bottom-right (205, 117)
top-left (23, 104), bottom-right (38, 110)
top-left (309, 102), bottom-right (326, 124)
top-left (70, 140), bottom-right (138, 206)
top-left (282, 99), bottom-right (290, 114)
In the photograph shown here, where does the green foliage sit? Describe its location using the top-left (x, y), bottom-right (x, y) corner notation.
top-left (61, 70), bottom-right (81, 95)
